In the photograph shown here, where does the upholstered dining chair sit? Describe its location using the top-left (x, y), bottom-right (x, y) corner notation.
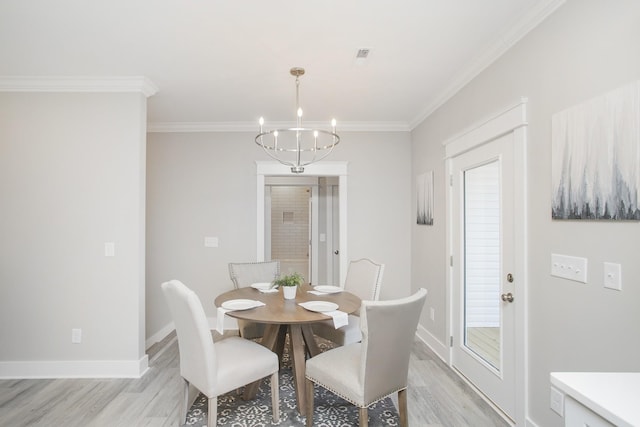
top-left (312, 258), bottom-right (384, 346)
top-left (161, 280), bottom-right (280, 426)
top-left (305, 288), bottom-right (427, 427)
top-left (228, 261), bottom-right (280, 339)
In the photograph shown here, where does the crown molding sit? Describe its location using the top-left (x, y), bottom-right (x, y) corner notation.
top-left (0, 76), bottom-right (158, 97)
top-left (147, 120), bottom-right (411, 133)
top-left (409, 0), bottom-right (566, 130)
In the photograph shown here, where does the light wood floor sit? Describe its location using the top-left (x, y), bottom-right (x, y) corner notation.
top-left (0, 331), bottom-right (510, 426)
top-left (467, 327), bottom-right (500, 369)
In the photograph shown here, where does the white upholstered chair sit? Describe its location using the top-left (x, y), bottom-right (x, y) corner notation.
top-left (312, 258), bottom-right (384, 345)
top-left (305, 288), bottom-right (427, 427)
top-left (228, 261), bottom-right (280, 339)
top-left (161, 280), bottom-right (280, 426)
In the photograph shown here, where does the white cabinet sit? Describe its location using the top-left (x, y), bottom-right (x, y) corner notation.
top-left (564, 395), bottom-right (613, 427)
top-left (550, 372), bottom-right (640, 427)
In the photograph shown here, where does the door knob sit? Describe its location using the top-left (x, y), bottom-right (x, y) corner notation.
top-left (501, 292), bottom-right (514, 303)
top-left (334, 250), bottom-right (339, 255)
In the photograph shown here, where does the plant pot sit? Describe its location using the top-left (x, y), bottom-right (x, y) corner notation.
top-left (282, 286), bottom-right (297, 300)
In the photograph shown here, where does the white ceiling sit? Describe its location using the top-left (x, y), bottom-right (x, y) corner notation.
top-left (0, 0), bottom-right (563, 131)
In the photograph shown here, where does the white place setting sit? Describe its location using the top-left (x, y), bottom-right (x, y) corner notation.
top-left (299, 300), bottom-right (348, 328)
top-left (216, 299), bottom-right (265, 334)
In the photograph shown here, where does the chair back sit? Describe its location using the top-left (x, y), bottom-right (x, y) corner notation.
top-left (343, 258), bottom-right (384, 301)
top-left (229, 261), bottom-right (280, 289)
top-left (359, 288), bottom-right (427, 403)
top-left (161, 280), bottom-right (217, 397)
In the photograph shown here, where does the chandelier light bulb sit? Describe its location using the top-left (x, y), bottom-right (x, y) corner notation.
top-left (297, 108), bottom-right (303, 118)
top-left (259, 117), bottom-right (264, 126)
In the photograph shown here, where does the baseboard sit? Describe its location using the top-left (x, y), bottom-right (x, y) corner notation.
top-left (525, 417), bottom-right (539, 427)
top-left (0, 355), bottom-right (149, 379)
top-left (415, 324), bottom-right (450, 363)
top-left (146, 321), bottom-right (175, 350)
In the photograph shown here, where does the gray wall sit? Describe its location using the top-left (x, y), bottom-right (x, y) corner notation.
top-left (146, 131), bottom-right (412, 340)
top-left (411, 1), bottom-right (640, 426)
top-left (0, 92), bottom-right (147, 375)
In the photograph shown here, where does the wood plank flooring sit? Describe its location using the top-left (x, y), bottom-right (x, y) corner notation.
top-left (466, 327), bottom-right (500, 369)
top-left (0, 331), bottom-right (510, 426)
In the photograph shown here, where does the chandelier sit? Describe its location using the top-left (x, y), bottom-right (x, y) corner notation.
top-left (255, 67), bottom-right (340, 173)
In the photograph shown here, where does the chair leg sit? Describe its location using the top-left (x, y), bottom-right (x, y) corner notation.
top-left (207, 396), bottom-right (217, 427)
top-left (270, 371), bottom-right (280, 422)
top-left (359, 407), bottom-right (368, 427)
top-left (398, 388), bottom-right (408, 427)
top-left (180, 378), bottom-right (189, 424)
top-left (306, 379), bottom-right (314, 427)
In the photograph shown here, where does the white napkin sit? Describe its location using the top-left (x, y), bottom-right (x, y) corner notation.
top-left (258, 288), bottom-right (279, 294)
top-left (215, 307), bottom-right (231, 334)
top-left (326, 310), bottom-right (348, 329)
top-left (215, 301), bottom-right (265, 334)
top-left (307, 290), bottom-right (328, 295)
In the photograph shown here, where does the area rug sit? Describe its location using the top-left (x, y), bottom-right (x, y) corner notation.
top-left (183, 337), bottom-right (399, 426)
top-left (183, 367), bottom-right (399, 426)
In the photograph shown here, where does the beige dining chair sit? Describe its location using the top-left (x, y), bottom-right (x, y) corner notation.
top-left (305, 288), bottom-right (427, 427)
top-left (312, 258), bottom-right (384, 346)
top-left (161, 280), bottom-right (280, 426)
top-left (228, 261), bottom-right (280, 339)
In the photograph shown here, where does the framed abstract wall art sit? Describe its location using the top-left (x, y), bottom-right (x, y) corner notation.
top-left (417, 170), bottom-right (434, 225)
top-left (551, 81), bottom-right (640, 220)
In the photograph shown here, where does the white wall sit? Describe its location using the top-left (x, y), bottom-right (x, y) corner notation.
top-left (0, 91), bottom-right (148, 377)
top-left (411, 1), bottom-right (640, 426)
top-left (146, 131), bottom-right (412, 340)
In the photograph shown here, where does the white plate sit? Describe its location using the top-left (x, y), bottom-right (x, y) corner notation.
top-left (251, 282), bottom-right (274, 291)
top-left (313, 285), bottom-right (343, 294)
top-left (222, 299), bottom-right (260, 310)
top-left (300, 301), bottom-right (339, 313)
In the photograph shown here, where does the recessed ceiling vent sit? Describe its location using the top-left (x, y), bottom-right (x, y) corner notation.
top-left (356, 48), bottom-right (371, 59)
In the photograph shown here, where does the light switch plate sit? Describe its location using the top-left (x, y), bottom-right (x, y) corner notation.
top-left (104, 242), bottom-right (115, 257)
top-left (603, 262), bottom-right (622, 291)
top-left (551, 254), bottom-right (588, 283)
top-left (204, 237), bottom-right (219, 248)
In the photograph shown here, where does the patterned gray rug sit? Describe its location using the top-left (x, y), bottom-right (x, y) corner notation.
top-left (183, 367), bottom-right (399, 426)
top-left (183, 337), bottom-right (399, 426)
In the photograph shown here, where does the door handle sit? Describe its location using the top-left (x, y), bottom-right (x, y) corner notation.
top-left (501, 292), bottom-right (514, 303)
top-left (334, 250), bottom-right (339, 255)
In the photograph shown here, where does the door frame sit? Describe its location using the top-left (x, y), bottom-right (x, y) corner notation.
top-left (256, 161), bottom-right (349, 286)
top-left (444, 98), bottom-right (528, 425)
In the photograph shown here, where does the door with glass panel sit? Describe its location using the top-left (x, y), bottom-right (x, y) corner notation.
top-left (451, 132), bottom-right (516, 419)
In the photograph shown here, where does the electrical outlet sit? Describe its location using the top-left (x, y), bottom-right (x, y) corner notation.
top-left (550, 387), bottom-right (564, 415)
top-left (71, 328), bottom-right (82, 344)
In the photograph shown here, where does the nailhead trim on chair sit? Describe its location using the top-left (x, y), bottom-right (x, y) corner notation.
top-left (305, 376), bottom-right (406, 409)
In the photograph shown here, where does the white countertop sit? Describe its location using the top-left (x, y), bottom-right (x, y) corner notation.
top-left (550, 372), bottom-right (640, 427)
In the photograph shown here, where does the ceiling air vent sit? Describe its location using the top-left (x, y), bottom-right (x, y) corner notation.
top-left (356, 48), bottom-right (371, 59)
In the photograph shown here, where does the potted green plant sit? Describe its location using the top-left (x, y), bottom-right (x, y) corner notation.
top-left (273, 272), bottom-right (304, 300)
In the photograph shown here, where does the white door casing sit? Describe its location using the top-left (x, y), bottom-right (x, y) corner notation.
top-left (256, 161), bottom-right (349, 286)
top-left (445, 99), bottom-right (527, 425)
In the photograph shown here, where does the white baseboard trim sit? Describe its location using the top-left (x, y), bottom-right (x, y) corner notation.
top-left (146, 321), bottom-right (175, 350)
top-left (415, 324), bottom-right (450, 364)
top-left (525, 417), bottom-right (539, 427)
top-left (145, 316), bottom-right (239, 351)
top-left (0, 355), bottom-right (149, 379)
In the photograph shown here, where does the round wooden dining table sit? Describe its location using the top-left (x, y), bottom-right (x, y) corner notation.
top-left (214, 284), bottom-right (361, 414)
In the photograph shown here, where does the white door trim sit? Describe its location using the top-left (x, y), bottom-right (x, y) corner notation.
top-left (444, 98), bottom-right (528, 425)
top-left (256, 161), bottom-right (349, 286)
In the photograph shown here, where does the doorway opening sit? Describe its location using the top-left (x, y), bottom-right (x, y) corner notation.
top-left (256, 161), bottom-right (348, 286)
